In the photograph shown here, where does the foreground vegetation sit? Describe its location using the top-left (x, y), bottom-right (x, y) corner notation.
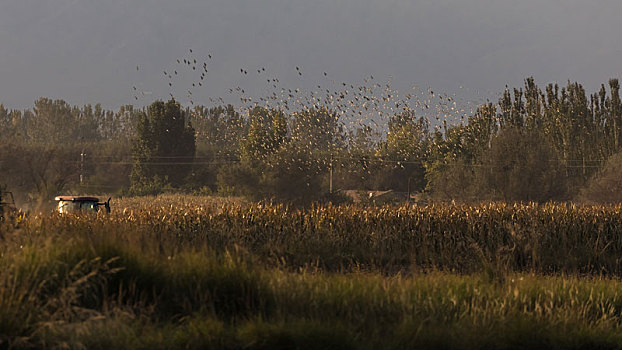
top-left (3, 196), bottom-right (622, 349)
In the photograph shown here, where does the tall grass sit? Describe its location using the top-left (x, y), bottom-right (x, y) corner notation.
top-left (15, 197), bottom-right (622, 274)
top-left (2, 196), bottom-right (622, 348)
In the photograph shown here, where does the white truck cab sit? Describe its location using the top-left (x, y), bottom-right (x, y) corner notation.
top-left (55, 196), bottom-right (111, 214)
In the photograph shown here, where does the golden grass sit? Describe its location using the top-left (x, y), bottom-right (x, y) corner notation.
top-left (3, 196), bottom-right (622, 349)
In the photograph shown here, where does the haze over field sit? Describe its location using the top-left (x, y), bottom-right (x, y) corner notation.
top-left (6, 3), bottom-right (622, 348)
top-left (1, 0), bottom-right (621, 109)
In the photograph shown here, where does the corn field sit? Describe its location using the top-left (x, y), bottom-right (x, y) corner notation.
top-left (3, 195), bottom-right (622, 349)
top-left (10, 195), bottom-right (622, 274)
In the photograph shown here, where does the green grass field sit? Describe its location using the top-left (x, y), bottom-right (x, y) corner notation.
top-left (2, 195), bottom-right (622, 349)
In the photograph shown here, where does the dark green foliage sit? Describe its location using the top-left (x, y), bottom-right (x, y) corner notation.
top-left (221, 107), bottom-right (338, 203)
top-left (79, 141), bottom-right (133, 195)
top-left (426, 77), bottom-right (622, 202)
top-left (131, 99), bottom-right (196, 191)
top-left (425, 157), bottom-right (475, 200)
top-left (187, 105), bottom-right (247, 193)
top-left (27, 98), bottom-right (98, 143)
top-left (239, 107), bottom-right (287, 163)
top-left (2, 75), bottom-right (622, 203)
top-left (216, 162), bottom-right (263, 199)
top-left (0, 99), bottom-right (137, 206)
top-left (475, 128), bottom-right (566, 202)
top-left (290, 107), bottom-right (343, 152)
top-left (578, 150), bottom-right (622, 203)
top-left (190, 104), bottom-right (246, 159)
top-left (334, 126), bottom-right (378, 190)
top-left (373, 110), bottom-right (428, 192)
top-left (263, 142), bottom-right (326, 203)
top-left (0, 142), bottom-right (80, 206)
top-left (0, 105), bottom-right (24, 141)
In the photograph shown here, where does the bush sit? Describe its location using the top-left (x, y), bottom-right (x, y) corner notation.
top-left (475, 128), bottom-right (567, 202)
top-left (577, 150), bottom-right (622, 203)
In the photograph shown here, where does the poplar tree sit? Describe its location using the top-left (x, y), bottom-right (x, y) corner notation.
top-left (131, 99), bottom-right (195, 189)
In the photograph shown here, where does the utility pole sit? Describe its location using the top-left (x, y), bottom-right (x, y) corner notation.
top-left (80, 150), bottom-right (85, 185)
top-left (329, 154), bottom-right (333, 194)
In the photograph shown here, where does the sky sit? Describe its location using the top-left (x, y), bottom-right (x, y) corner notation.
top-left (1, 0), bottom-right (621, 111)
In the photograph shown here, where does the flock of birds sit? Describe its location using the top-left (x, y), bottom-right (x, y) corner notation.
top-left (130, 48), bottom-right (488, 171)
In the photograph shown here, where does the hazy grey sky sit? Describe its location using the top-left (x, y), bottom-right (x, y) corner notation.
top-left (1, 0), bottom-right (621, 110)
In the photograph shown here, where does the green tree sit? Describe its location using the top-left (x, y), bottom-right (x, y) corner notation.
top-left (28, 98), bottom-right (75, 143)
top-left (577, 149), bottom-right (622, 203)
top-left (0, 104), bottom-right (9, 138)
top-left (191, 104), bottom-right (247, 157)
top-left (336, 125), bottom-right (379, 190)
top-left (27, 98), bottom-right (99, 143)
top-left (605, 79), bottom-right (622, 152)
top-left (131, 99), bottom-right (196, 191)
top-left (239, 107), bottom-right (287, 164)
top-left (475, 128), bottom-right (566, 202)
top-left (222, 107), bottom-right (296, 199)
top-left (262, 142), bottom-right (326, 203)
top-left (0, 142), bottom-right (79, 207)
top-left (96, 104), bottom-right (138, 141)
top-left (0, 105), bottom-right (23, 140)
top-left (425, 123), bottom-right (478, 200)
top-left (374, 110), bottom-right (428, 192)
top-left (290, 107), bottom-right (343, 152)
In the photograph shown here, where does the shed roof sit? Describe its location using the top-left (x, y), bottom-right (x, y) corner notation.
top-left (54, 196), bottom-right (101, 202)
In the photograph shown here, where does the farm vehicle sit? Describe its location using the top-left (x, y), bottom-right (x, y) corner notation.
top-left (55, 196), bottom-right (111, 214)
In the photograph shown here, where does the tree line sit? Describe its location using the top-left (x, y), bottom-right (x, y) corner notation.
top-left (1, 77), bottom-right (622, 206)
